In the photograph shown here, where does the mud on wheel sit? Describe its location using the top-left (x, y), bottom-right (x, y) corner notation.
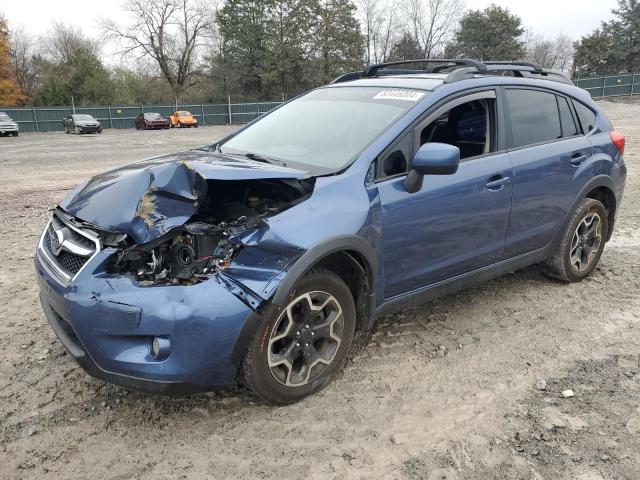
top-left (542, 198), bottom-right (608, 283)
top-left (242, 268), bottom-right (356, 404)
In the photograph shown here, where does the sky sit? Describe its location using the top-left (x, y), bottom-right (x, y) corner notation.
top-left (0, 0), bottom-right (619, 63)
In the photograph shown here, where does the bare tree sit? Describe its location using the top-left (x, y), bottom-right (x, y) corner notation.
top-left (9, 26), bottom-right (39, 99)
top-left (524, 30), bottom-right (574, 72)
top-left (401, 0), bottom-right (464, 58)
top-left (41, 21), bottom-right (98, 63)
top-left (102, 0), bottom-right (214, 102)
top-left (357, 0), bottom-right (399, 64)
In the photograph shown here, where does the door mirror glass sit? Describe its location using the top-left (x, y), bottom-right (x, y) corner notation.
top-left (405, 143), bottom-right (460, 193)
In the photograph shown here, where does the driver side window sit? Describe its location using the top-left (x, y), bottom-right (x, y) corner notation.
top-left (419, 99), bottom-right (493, 160)
top-left (377, 96), bottom-right (496, 179)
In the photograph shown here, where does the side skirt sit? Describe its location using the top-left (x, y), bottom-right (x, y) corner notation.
top-left (375, 246), bottom-right (553, 318)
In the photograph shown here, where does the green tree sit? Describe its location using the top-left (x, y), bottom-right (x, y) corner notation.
top-left (311, 0), bottom-right (365, 85)
top-left (448, 5), bottom-right (525, 61)
top-left (387, 33), bottom-right (423, 61)
top-left (262, 0), bottom-right (315, 99)
top-left (217, 0), bottom-right (269, 98)
top-left (573, 28), bottom-right (617, 75)
top-left (35, 48), bottom-right (114, 105)
top-left (573, 0), bottom-right (640, 75)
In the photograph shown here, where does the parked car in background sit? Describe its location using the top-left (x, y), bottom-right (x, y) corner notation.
top-left (36, 59), bottom-right (626, 404)
top-left (170, 110), bottom-right (198, 128)
top-left (135, 112), bottom-right (171, 130)
top-left (0, 112), bottom-right (19, 137)
top-left (64, 114), bottom-right (102, 134)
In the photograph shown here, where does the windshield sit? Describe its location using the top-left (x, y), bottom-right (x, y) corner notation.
top-left (0, 113), bottom-right (10, 121)
top-left (220, 86), bottom-right (427, 171)
top-left (73, 114), bottom-right (96, 122)
top-left (144, 113), bottom-right (162, 119)
top-left (178, 111), bottom-right (191, 116)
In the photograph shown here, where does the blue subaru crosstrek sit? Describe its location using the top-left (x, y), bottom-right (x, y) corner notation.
top-left (35, 59), bottom-right (626, 404)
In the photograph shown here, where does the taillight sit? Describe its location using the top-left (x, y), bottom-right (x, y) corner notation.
top-left (610, 131), bottom-right (625, 156)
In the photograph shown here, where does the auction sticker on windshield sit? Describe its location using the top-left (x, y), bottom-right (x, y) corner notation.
top-left (373, 90), bottom-right (426, 102)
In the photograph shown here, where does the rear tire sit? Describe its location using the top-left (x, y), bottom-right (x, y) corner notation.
top-left (542, 198), bottom-right (608, 282)
top-left (242, 268), bottom-right (356, 404)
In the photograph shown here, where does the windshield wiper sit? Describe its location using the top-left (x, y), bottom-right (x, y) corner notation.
top-left (244, 152), bottom-right (287, 167)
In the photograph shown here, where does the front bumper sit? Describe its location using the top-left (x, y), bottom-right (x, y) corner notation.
top-left (0, 124), bottom-right (18, 133)
top-left (78, 125), bottom-right (101, 133)
top-left (35, 247), bottom-right (260, 394)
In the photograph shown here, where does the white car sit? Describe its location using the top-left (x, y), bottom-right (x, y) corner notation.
top-left (0, 112), bottom-right (19, 137)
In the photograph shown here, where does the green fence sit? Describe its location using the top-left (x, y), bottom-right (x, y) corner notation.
top-left (574, 73), bottom-right (640, 98)
top-left (0, 101), bottom-right (283, 133)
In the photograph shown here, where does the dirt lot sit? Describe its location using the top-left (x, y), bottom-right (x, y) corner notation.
top-left (1, 104), bottom-right (639, 480)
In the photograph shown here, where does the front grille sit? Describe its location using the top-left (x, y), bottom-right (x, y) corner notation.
top-left (39, 212), bottom-right (100, 281)
top-left (44, 231), bottom-right (87, 275)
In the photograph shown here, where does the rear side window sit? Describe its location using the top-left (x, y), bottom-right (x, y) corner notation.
top-left (572, 100), bottom-right (597, 133)
top-left (506, 89), bottom-right (562, 148)
top-left (558, 97), bottom-right (579, 137)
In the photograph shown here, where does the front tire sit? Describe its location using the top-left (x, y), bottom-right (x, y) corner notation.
top-left (242, 268), bottom-right (356, 404)
top-left (542, 198), bottom-right (608, 282)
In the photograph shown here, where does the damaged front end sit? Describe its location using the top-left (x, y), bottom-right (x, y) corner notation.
top-left (106, 177), bottom-right (314, 287)
top-left (56, 150), bottom-right (314, 295)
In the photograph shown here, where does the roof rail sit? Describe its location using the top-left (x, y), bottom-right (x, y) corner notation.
top-left (332, 58), bottom-right (573, 86)
top-left (485, 60), bottom-right (544, 72)
top-left (444, 64), bottom-right (573, 85)
top-left (363, 59), bottom-right (487, 78)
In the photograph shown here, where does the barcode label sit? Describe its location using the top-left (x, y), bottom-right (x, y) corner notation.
top-left (373, 90), bottom-right (426, 102)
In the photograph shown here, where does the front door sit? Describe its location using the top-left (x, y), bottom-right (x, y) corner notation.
top-left (377, 91), bottom-right (513, 299)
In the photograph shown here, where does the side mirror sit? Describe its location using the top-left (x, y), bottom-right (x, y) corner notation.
top-left (404, 143), bottom-right (460, 194)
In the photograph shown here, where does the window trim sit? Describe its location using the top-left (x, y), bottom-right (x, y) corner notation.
top-left (373, 89), bottom-right (499, 183)
top-left (571, 98), bottom-right (598, 135)
top-left (556, 94), bottom-right (581, 140)
top-left (412, 90), bottom-right (497, 156)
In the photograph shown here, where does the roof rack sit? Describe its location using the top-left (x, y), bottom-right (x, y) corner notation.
top-left (485, 60), bottom-right (544, 72)
top-left (363, 58), bottom-right (487, 78)
top-left (331, 58), bottom-right (573, 86)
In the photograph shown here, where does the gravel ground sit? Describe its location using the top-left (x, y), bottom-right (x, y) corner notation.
top-left (0, 103), bottom-right (639, 480)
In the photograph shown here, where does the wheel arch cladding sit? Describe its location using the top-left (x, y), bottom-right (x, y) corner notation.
top-left (270, 236), bottom-right (378, 331)
top-left (555, 175), bottom-right (616, 247)
top-left (585, 186), bottom-right (616, 241)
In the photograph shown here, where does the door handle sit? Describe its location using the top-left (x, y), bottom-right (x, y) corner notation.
top-left (570, 153), bottom-right (588, 166)
top-left (485, 176), bottom-right (511, 191)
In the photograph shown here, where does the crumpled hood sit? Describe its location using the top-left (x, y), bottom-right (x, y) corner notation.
top-left (60, 149), bottom-right (309, 244)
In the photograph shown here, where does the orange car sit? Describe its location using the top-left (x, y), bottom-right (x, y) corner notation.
top-left (170, 110), bottom-right (199, 128)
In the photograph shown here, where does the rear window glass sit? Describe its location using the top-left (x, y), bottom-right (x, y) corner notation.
top-left (558, 97), bottom-right (579, 137)
top-left (506, 89), bottom-right (561, 148)
top-left (572, 100), bottom-right (597, 133)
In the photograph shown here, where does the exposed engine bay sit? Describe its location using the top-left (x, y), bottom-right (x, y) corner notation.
top-left (105, 178), bottom-right (313, 285)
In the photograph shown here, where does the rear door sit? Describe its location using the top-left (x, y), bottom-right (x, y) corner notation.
top-left (502, 88), bottom-right (593, 258)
